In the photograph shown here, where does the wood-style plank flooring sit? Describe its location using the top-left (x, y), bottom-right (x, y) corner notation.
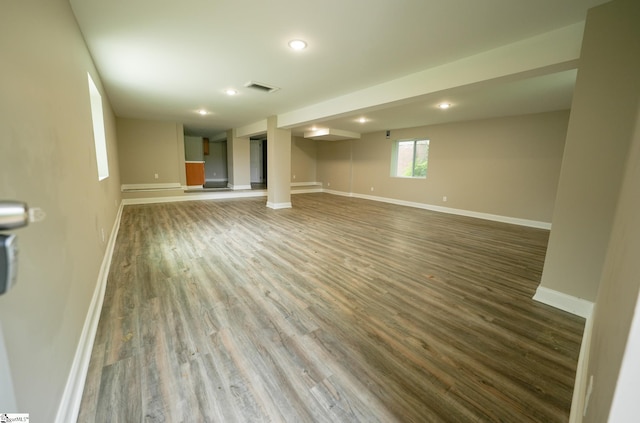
top-left (78, 193), bottom-right (584, 422)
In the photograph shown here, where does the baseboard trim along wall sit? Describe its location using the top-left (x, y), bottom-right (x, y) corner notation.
top-left (228, 184), bottom-right (252, 190)
top-left (290, 188), bottom-right (324, 194)
top-left (121, 182), bottom-right (182, 192)
top-left (322, 189), bottom-right (552, 230)
top-left (54, 201), bottom-right (125, 423)
top-left (123, 190), bottom-right (267, 205)
top-left (291, 181), bottom-right (322, 187)
top-left (532, 286), bottom-right (594, 318)
top-left (291, 182), bottom-right (323, 194)
top-left (531, 283), bottom-right (595, 422)
top-left (322, 188), bottom-right (353, 197)
top-left (266, 201), bottom-right (292, 210)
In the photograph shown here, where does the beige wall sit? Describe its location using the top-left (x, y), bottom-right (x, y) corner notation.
top-left (318, 111), bottom-right (569, 223)
top-left (317, 140), bottom-right (353, 193)
top-left (117, 118), bottom-right (185, 186)
top-left (184, 135), bottom-right (204, 161)
top-left (291, 136), bottom-right (317, 182)
top-left (0, 0), bottom-right (121, 419)
top-left (204, 141), bottom-right (227, 182)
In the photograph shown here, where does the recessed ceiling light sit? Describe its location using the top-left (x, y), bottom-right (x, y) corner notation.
top-left (438, 103), bottom-right (452, 109)
top-left (357, 117), bottom-right (367, 123)
top-left (198, 109), bottom-right (208, 115)
top-left (288, 39), bottom-right (307, 50)
top-left (225, 89), bottom-right (237, 96)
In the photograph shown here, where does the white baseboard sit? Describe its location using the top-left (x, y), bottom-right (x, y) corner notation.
top-left (186, 185), bottom-right (203, 190)
top-left (122, 190), bottom-right (267, 205)
top-left (569, 313), bottom-right (594, 423)
top-left (532, 284), bottom-right (594, 422)
top-left (291, 181), bottom-right (323, 194)
top-left (323, 189), bottom-right (353, 198)
top-left (291, 188), bottom-right (323, 194)
top-left (320, 189), bottom-right (551, 229)
top-left (533, 286), bottom-right (594, 318)
top-left (121, 182), bottom-right (182, 192)
top-left (228, 184), bottom-right (252, 190)
top-left (266, 201), bottom-right (292, 210)
top-left (205, 178), bottom-right (228, 183)
top-left (54, 201), bottom-right (124, 423)
top-left (291, 181), bottom-right (322, 187)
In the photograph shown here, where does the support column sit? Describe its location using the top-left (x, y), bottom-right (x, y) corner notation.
top-left (536, 0), bottom-right (640, 306)
top-left (226, 128), bottom-right (251, 190)
top-left (266, 116), bottom-right (292, 209)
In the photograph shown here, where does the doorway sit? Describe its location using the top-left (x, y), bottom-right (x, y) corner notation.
top-left (250, 137), bottom-right (267, 189)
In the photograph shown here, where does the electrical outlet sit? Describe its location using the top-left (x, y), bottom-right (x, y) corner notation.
top-left (213, 172), bottom-right (216, 176)
top-left (101, 228), bottom-right (105, 243)
top-left (154, 173), bottom-right (159, 179)
top-left (293, 174), bottom-right (296, 179)
top-left (443, 196), bottom-right (447, 202)
top-left (370, 187), bottom-right (374, 191)
top-left (327, 182), bottom-right (331, 187)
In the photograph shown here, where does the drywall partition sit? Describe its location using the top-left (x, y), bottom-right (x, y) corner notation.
top-left (584, 100), bottom-right (640, 423)
top-left (317, 140), bottom-right (353, 194)
top-left (204, 141), bottom-right (228, 183)
top-left (0, 0), bottom-right (121, 419)
top-left (226, 129), bottom-right (251, 190)
top-left (117, 118), bottom-right (185, 189)
top-left (561, 2), bottom-right (640, 421)
top-left (538, 0), bottom-right (640, 305)
top-left (317, 111), bottom-right (568, 225)
top-left (266, 116), bottom-right (292, 209)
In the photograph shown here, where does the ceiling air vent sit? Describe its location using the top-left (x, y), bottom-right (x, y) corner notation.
top-left (244, 81), bottom-right (280, 93)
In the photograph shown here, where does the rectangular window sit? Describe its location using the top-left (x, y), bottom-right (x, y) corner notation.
top-left (391, 139), bottom-right (429, 178)
top-left (88, 73), bottom-right (109, 181)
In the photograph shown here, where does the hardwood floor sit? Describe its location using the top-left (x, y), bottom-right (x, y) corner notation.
top-left (78, 193), bottom-right (584, 422)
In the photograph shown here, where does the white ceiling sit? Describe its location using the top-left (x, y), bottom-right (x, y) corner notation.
top-left (69, 0), bottom-right (609, 138)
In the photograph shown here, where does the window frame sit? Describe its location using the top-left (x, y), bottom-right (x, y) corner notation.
top-left (87, 73), bottom-right (109, 181)
top-left (390, 138), bottom-right (430, 179)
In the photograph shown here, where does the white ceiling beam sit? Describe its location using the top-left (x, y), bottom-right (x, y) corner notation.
top-left (236, 119), bottom-right (267, 138)
top-left (277, 22), bottom-right (585, 129)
